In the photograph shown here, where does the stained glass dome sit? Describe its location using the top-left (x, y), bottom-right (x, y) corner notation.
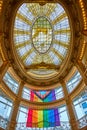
top-left (13, 3), bottom-right (71, 79)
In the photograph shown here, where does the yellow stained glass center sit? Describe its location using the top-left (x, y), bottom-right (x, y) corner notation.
top-left (32, 16), bottom-right (52, 54)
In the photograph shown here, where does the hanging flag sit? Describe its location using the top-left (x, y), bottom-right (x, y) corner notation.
top-left (26, 89), bottom-right (60, 127)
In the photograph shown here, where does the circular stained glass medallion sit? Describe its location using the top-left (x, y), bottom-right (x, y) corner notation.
top-left (32, 16), bottom-right (52, 54)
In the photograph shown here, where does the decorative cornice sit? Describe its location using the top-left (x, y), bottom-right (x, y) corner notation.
top-left (21, 98), bottom-right (65, 109)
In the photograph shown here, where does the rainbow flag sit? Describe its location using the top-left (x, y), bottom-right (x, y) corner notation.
top-left (26, 90), bottom-right (60, 128)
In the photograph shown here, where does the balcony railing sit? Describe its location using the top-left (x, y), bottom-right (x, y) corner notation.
top-left (77, 114), bottom-right (87, 128)
top-left (0, 116), bottom-right (9, 129)
top-left (0, 115), bottom-right (87, 130)
top-left (16, 121), bottom-right (71, 130)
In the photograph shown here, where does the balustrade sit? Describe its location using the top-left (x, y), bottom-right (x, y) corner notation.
top-left (16, 121), bottom-right (71, 130)
top-left (77, 114), bottom-right (87, 128)
top-left (0, 115), bottom-right (87, 130)
top-left (0, 116), bottom-right (9, 129)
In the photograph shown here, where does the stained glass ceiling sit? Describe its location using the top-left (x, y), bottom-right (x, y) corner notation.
top-left (13, 3), bottom-right (71, 78)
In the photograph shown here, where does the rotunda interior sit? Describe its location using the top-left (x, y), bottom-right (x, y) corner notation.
top-left (0, 0), bottom-right (87, 130)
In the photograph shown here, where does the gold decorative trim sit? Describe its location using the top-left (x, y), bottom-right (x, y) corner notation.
top-left (0, 33), bottom-right (6, 61)
top-left (21, 98), bottom-right (65, 109)
top-left (79, 39), bottom-right (86, 60)
top-left (0, 0), bottom-right (3, 13)
top-left (25, 62), bottom-right (60, 70)
top-left (79, 0), bottom-right (87, 30)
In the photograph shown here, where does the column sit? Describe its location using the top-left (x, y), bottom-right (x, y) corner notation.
top-left (61, 80), bottom-right (78, 130)
top-left (8, 81), bottom-right (24, 130)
